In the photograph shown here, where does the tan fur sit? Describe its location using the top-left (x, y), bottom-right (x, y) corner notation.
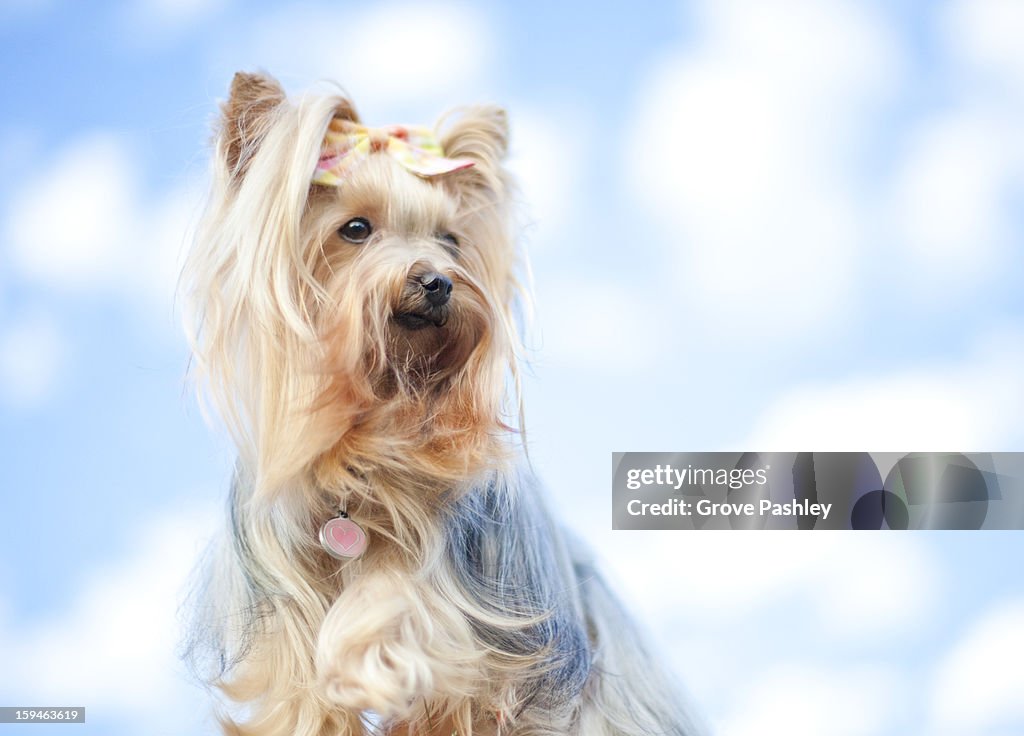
top-left (186, 72), bottom-right (521, 735)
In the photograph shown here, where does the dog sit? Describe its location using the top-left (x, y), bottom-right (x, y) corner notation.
top-left (182, 71), bottom-right (697, 736)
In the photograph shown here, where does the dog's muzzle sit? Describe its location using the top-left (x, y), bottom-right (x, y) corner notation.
top-left (395, 271), bottom-right (453, 330)
top-left (420, 272), bottom-right (452, 307)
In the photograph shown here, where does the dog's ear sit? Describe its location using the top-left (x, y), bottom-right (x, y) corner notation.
top-left (437, 105), bottom-right (509, 195)
top-left (220, 71), bottom-right (287, 179)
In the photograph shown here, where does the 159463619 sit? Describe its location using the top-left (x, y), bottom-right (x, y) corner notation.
top-left (0, 707), bottom-right (85, 724)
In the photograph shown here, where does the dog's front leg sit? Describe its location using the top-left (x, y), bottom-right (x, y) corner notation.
top-left (316, 567), bottom-right (484, 722)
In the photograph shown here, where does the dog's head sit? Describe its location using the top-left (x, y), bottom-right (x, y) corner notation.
top-left (184, 72), bottom-right (520, 497)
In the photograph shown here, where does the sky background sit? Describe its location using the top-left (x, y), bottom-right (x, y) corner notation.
top-left (1, 0), bottom-right (1023, 734)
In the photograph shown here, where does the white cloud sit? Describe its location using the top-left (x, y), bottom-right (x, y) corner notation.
top-left (930, 598), bottom-right (1024, 732)
top-left (625, 0), bottom-right (903, 339)
top-left (749, 375), bottom-right (979, 450)
top-left (532, 276), bottom-right (662, 375)
top-left (886, 0), bottom-right (1024, 295)
top-left (747, 325), bottom-right (1024, 450)
top-left (232, 2), bottom-right (494, 117)
top-left (816, 536), bottom-right (940, 639)
top-left (604, 532), bottom-right (939, 645)
top-left (595, 533), bottom-right (940, 729)
top-left (942, 0), bottom-right (1024, 92)
top-left (0, 313), bottom-right (65, 408)
top-left (625, 0), bottom-right (1024, 346)
top-left (888, 110), bottom-right (1019, 287)
top-left (0, 502), bottom-right (217, 726)
top-left (505, 106), bottom-right (588, 242)
top-left (7, 134), bottom-right (138, 290)
top-left (3, 132), bottom-right (201, 327)
top-left (720, 664), bottom-right (903, 736)
top-left (605, 532), bottom-right (824, 620)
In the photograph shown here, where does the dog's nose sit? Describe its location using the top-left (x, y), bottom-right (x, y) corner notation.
top-left (419, 272), bottom-right (453, 307)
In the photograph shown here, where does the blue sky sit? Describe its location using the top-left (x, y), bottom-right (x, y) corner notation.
top-left (1, 1), bottom-right (1023, 734)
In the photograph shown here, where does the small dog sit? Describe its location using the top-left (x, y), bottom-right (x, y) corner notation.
top-left (183, 71), bottom-right (696, 736)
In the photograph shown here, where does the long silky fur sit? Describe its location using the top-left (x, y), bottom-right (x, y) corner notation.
top-left (182, 72), bottom-right (699, 736)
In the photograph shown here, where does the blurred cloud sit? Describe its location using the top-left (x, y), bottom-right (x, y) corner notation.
top-left (719, 663), bottom-right (903, 736)
top-left (942, 0), bottom-right (1024, 91)
top-left (7, 134), bottom-right (139, 291)
top-left (605, 532), bottom-right (940, 643)
top-left (625, 0), bottom-right (903, 340)
top-left (226, 2), bottom-right (494, 116)
top-left (625, 0), bottom-right (1024, 344)
top-left (607, 533), bottom-right (820, 618)
top-left (816, 535), bottom-right (940, 639)
top-left (4, 131), bottom-right (200, 328)
top-left (505, 105), bottom-right (589, 243)
top-left (747, 324), bottom-right (1024, 450)
top-left (0, 312), bottom-right (65, 409)
top-left (887, 0), bottom-right (1024, 298)
top-left (930, 597), bottom-right (1024, 733)
top-left (0, 501), bottom-right (217, 725)
top-left (889, 110), bottom-right (1020, 288)
top-left (533, 276), bottom-right (663, 376)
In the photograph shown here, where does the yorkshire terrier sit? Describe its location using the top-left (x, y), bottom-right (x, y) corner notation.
top-left (183, 71), bottom-right (696, 736)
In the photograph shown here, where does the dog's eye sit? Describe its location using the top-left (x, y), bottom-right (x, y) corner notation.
top-left (439, 232), bottom-right (459, 254)
top-left (339, 217), bottom-right (373, 244)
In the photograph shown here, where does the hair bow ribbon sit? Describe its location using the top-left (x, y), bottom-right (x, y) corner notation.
top-left (313, 119), bottom-right (474, 185)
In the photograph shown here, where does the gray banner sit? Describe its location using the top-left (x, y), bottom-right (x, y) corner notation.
top-left (0, 708), bottom-right (85, 724)
top-left (612, 452), bottom-right (1024, 529)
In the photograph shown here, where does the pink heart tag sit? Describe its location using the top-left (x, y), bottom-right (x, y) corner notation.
top-left (319, 516), bottom-right (368, 560)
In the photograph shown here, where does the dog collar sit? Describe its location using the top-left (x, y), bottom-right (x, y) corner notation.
top-left (313, 119), bottom-right (475, 185)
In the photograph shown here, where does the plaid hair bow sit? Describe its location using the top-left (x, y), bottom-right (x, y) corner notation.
top-left (312, 118), bottom-right (475, 185)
